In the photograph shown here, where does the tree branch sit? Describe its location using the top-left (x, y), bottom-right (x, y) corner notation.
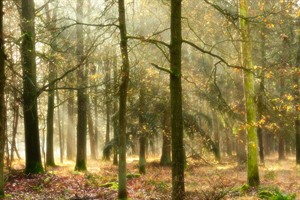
top-left (127, 36), bottom-right (170, 48)
top-left (150, 63), bottom-right (172, 74)
top-left (182, 39), bottom-right (247, 71)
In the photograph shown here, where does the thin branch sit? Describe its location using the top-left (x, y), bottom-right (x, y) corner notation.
top-left (150, 63), bottom-right (172, 74)
top-left (127, 36), bottom-right (170, 48)
top-left (182, 39), bottom-right (247, 71)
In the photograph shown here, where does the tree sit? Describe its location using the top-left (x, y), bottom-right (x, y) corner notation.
top-left (170, 0), bottom-right (185, 199)
top-left (117, 0), bottom-right (130, 198)
top-left (0, 0), bottom-right (5, 195)
top-left (295, 22), bottom-right (300, 165)
top-left (239, 0), bottom-right (260, 187)
top-left (160, 107), bottom-right (171, 166)
top-left (75, 0), bottom-right (87, 171)
top-left (21, 0), bottom-right (44, 174)
top-left (138, 84), bottom-right (146, 174)
top-left (45, 1), bottom-right (57, 167)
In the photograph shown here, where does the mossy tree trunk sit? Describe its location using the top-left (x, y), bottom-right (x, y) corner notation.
top-left (0, 0), bottom-right (5, 195)
top-left (21, 0), bottom-right (44, 174)
top-left (239, 0), bottom-right (260, 187)
top-left (117, 0), bottom-right (130, 198)
top-left (75, 0), bottom-right (87, 171)
top-left (170, 0), bottom-right (185, 199)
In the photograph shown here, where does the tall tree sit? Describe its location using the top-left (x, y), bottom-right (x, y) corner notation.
top-left (239, 0), bottom-right (260, 187)
top-left (103, 55), bottom-right (111, 160)
top-left (257, 23), bottom-right (267, 164)
top-left (21, 0), bottom-right (44, 174)
top-left (45, 2), bottom-right (57, 167)
top-left (0, 0), bottom-right (5, 195)
top-left (138, 84), bottom-right (146, 174)
top-left (295, 21), bottom-right (300, 165)
top-left (160, 107), bottom-right (171, 166)
top-left (117, 0), bottom-right (130, 198)
top-left (170, 0), bottom-right (185, 199)
top-left (75, 0), bottom-right (87, 171)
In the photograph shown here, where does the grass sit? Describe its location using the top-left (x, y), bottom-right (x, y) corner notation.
top-left (4, 154), bottom-right (300, 199)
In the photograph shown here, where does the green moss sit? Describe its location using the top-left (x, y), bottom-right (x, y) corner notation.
top-left (25, 162), bottom-right (44, 174)
top-left (259, 187), bottom-right (296, 200)
top-left (126, 173), bottom-right (141, 179)
top-left (75, 160), bottom-right (87, 171)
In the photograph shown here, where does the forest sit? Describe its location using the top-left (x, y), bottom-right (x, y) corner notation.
top-left (0, 0), bottom-right (299, 199)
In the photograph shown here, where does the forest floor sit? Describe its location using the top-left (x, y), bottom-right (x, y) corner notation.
top-left (3, 154), bottom-right (300, 200)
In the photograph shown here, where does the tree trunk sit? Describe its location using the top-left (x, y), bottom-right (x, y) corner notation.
top-left (170, 0), bottom-right (185, 199)
top-left (117, 0), bottom-right (130, 198)
top-left (46, 68), bottom-right (55, 166)
top-left (235, 124), bottom-right (247, 165)
top-left (0, 0), bottom-right (5, 194)
top-left (57, 91), bottom-right (64, 163)
top-left (278, 78), bottom-right (285, 161)
top-left (295, 28), bottom-right (300, 164)
top-left (139, 85), bottom-right (146, 174)
top-left (67, 92), bottom-right (75, 160)
top-left (160, 109), bottom-right (171, 166)
top-left (88, 106), bottom-right (96, 160)
top-left (75, 0), bottom-right (87, 171)
top-left (212, 111), bottom-right (221, 162)
top-left (45, 2), bottom-right (57, 167)
top-left (257, 23), bottom-right (267, 164)
top-left (21, 0), bottom-right (44, 174)
top-left (112, 55), bottom-right (118, 166)
top-left (11, 91), bottom-right (21, 164)
top-left (239, 0), bottom-right (260, 187)
top-left (103, 57), bottom-right (111, 160)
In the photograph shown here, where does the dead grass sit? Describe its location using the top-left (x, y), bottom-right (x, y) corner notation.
top-left (3, 154), bottom-right (300, 199)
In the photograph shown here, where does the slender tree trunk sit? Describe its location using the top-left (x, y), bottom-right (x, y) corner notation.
top-left (160, 109), bottom-right (171, 166)
top-left (11, 91), bottom-right (21, 163)
top-left (67, 93), bottom-right (75, 160)
top-left (257, 24), bottom-right (267, 164)
top-left (170, 0), bottom-right (185, 199)
top-left (45, 2), bottom-right (57, 167)
top-left (56, 91), bottom-right (64, 163)
top-left (46, 62), bottom-right (56, 166)
top-left (239, 0), bottom-right (259, 187)
top-left (118, 0), bottom-right (130, 197)
top-left (225, 130), bottom-right (232, 156)
top-left (278, 78), bottom-right (285, 160)
top-left (103, 57), bottom-right (111, 160)
top-left (235, 124), bottom-right (247, 165)
top-left (88, 106), bottom-right (96, 160)
top-left (112, 56), bottom-right (118, 165)
top-left (75, 0), bottom-right (87, 171)
top-left (139, 85), bottom-right (146, 174)
top-left (212, 111), bottom-right (221, 162)
top-left (21, 0), bottom-right (44, 174)
top-left (0, 0), bottom-right (5, 194)
top-left (295, 26), bottom-right (300, 164)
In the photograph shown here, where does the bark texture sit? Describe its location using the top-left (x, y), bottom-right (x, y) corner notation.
top-left (118, 0), bottom-right (130, 198)
top-left (170, 0), bottom-right (185, 199)
top-left (21, 0), bottom-right (44, 174)
top-left (0, 0), bottom-right (5, 195)
top-left (239, 0), bottom-right (260, 187)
